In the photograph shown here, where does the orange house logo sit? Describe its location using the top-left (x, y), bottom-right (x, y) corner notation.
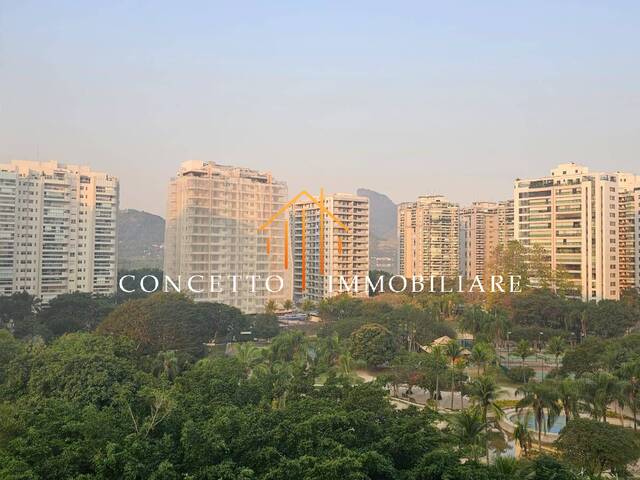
top-left (258, 188), bottom-right (349, 290)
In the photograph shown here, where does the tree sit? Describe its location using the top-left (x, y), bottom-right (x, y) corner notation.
top-left (467, 375), bottom-right (504, 462)
top-left (37, 292), bottom-right (116, 337)
top-left (235, 342), bottom-right (262, 376)
top-left (512, 411), bottom-right (533, 457)
top-left (493, 457), bottom-right (527, 479)
top-left (489, 240), bottom-right (530, 288)
top-left (282, 299), bottom-right (294, 310)
top-left (555, 418), bottom-right (640, 477)
top-left (514, 340), bottom-right (532, 382)
top-left (449, 407), bottom-right (486, 462)
top-left (0, 291), bottom-right (44, 339)
top-left (545, 336), bottom-right (565, 371)
top-left (0, 291), bottom-right (41, 331)
top-left (251, 314), bottom-right (280, 339)
top-left (265, 299), bottom-right (278, 314)
top-left (554, 378), bottom-right (579, 421)
top-left (0, 329), bottom-right (24, 385)
top-left (619, 360), bottom-right (640, 431)
top-left (420, 345), bottom-right (447, 402)
top-left (583, 299), bottom-right (636, 338)
top-left (349, 323), bottom-right (397, 368)
top-left (516, 383), bottom-right (561, 449)
top-left (152, 350), bottom-right (180, 381)
top-left (301, 299), bottom-right (317, 314)
top-left (444, 340), bottom-right (463, 409)
top-left (97, 293), bottom-right (246, 355)
top-left (4, 332), bottom-right (143, 408)
top-left (579, 371), bottom-right (620, 422)
top-left (469, 342), bottom-right (494, 376)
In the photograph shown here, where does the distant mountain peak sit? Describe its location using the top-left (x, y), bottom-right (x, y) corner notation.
top-left (117, 209), bottom-right (165, 270)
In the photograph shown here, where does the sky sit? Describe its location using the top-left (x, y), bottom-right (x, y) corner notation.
top-left (1, 1), bottom-right (639, 216)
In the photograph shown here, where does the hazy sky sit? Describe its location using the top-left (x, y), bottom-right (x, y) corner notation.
top-left (1, 1), bottom-right (639, 216)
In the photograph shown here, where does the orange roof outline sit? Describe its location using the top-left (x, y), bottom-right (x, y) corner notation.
top-left (257, 189), bottom-right (350, 233)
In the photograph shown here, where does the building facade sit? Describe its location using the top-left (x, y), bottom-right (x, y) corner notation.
top-left (398, 195), bottom-right (459, 279)
top-left (618, 173), bottom-right (640, 293)
top-left (291, 193), bottom-right (369, 302)
top-left (460, 200), bottom-right (515, 281)
top-left (514, 163), bottom-right (621, 301)
top-left (460, 202), bottom-right (500, 281)
top-left (163, 161), bottom-right (290, 313)
top-left (0, 160), bottom-right (118, 301)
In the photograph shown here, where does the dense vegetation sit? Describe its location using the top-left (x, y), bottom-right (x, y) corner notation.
top-left (1, 274), bottom-right (640, 478)
top-left (0, 326), bottom-right (581, 480)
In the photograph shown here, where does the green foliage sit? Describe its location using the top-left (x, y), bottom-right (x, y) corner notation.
top-left (2, 333), bottom-right (143, 407)
top-left (504, 366), bottom-right (535, 384)
top-left (97, 293), bottom-right (247, 355)
top-left (251, 314), bottom-right (280, 339)
top-left (349, 323), bottom-right (397, 368)
top-left (555, 418), bottom-right (640, 476)
top-left (562, 334), bottom-right (640, 377)
top-left (38, 292), bottom-right (116, 338)
top-left (516, 383), bottom-right (561, 449)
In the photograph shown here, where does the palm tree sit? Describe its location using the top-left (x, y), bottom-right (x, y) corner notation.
top-left (516, 383), bottom-right (561, 450)
top-left (512, 410), bottom-right (533, 457)
top-left (493, 457), bottom-right (527, 479)
top-left (514, 340), bottom-right (532, 382)
top-left (282, 299), bottom-right (293, 310)
top-left (619, 360), bottom-right (640, 431)
top-left (554, 377), bottom-right (579, 421)
top-left (152, 350), bottom-right (180, 381)
top-left (445, 340), bottom-right (463, 409)
top-left (236, 342), bottom-right (262, 376)
top-left (338, 351), bottom-right (355, 375)
top-left (488, 311), bottom-right (511, 349)
top-left (265, 299), bottom-right (278, 314)
top-left (449, 407), bottom-right (487, 462)
top-left (579, 371), bottom-right (619, 422)
top-left (300, 299), bottom-right (315, 313)
top-left (468, 375), bottom-right (505, 463)
top-left (545, 336), bottom-right (565, 371)
top-left (470, 342), bottom-right (493, 376)
top-left (430, 345), bottom-right (447, 403)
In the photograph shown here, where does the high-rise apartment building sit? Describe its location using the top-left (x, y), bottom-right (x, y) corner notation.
top-left (514, 163), bottom-right (621, 301)
top-left (291, 193), bottom-right (369, 302)
top-left (0, 160), bottom-right (118, 300)
top-left (618, 173), bottom-right (640, 293)
top-left (497, 200), bottom-right (515, 247)
top-left (398, 195), bottom-right (459, 278)
top-left (460, 200), bottom-right (515, 281)
top-left (460, 202), bottom-right (500, 281)
top-left (163, 161), bottom-right (290, 313)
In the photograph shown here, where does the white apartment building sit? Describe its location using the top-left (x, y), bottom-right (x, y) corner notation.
top-left (618, 173), bottom-right (640, 293)
top-left (291, 193), bottom-right (369, 302)
top-left (497, 200), bottom-right (515, 247)
top-left (460, 200), bottom-right (515, 281)
top-left (398, 195), bottom-right (459, 278)
top-left (163, 161), bottom-right (290, 313)
top-left (0, 160), bottom-right (118, 300)
top-left (514, 163), bottom-right (621, 301)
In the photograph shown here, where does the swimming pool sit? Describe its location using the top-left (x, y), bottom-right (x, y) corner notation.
top-left (508, 412), bottom-right (567, 434)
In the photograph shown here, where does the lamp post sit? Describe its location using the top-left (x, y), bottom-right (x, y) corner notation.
top-left (539, 331), bottom-right (544, 380)
top-left (506, 331), bottom-right (512, 369)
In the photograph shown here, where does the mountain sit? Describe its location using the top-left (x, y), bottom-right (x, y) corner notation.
top-left (117, 209), bottom-right (165, 270)
top-left (357, 188), bottom-right (398, 273)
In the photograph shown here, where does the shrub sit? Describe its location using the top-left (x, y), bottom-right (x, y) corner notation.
top-left (504, 366), bottom-right (535, 383)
